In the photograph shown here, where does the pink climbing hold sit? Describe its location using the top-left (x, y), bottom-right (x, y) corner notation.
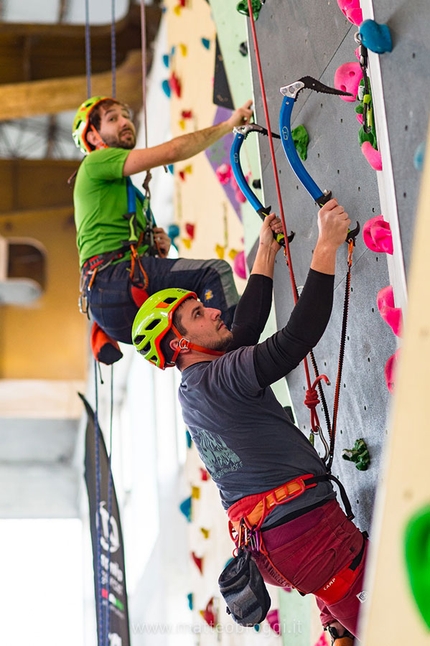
top-left (377, 286), bottom-right (402, 337)
top-left (334, 62), bottom-right (363, 101)
top-left (314, 631), bottom-right (329, 646)
top-left (384, 348), bottom-right (400, 394)
top-left (266, 609), bottom-right (281, 634)
top-left (337, 0), bottom-right (363, 25)
top-left (362, 215), bottom-right (393, 254)
top-left (216, 162), bottom-right (232, 185)
top-left (361, 141), bottom-right (383, 170)
top-left (233, 250), bottom-right (247, 279)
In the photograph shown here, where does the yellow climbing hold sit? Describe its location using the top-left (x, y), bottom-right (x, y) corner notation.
top-left (191, 485), bottom-right (200, 499)
top-left (215, 244), bottom-right (225, 259)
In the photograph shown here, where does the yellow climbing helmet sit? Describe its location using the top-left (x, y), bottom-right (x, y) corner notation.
top-left (72, 95), bottom-right (111, 154)
top-left (132, 288), bottom-right (197, 369)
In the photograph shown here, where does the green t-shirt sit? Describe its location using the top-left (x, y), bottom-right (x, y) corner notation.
top-left (74, 147), bottom-right (147, 266)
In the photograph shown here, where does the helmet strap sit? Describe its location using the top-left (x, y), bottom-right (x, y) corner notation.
top-left (170, 324), bottom-right (224, 364)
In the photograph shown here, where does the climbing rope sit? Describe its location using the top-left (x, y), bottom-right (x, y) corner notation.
top-left (84, 0), bottom-right (92, 98)
top-left (111, 0), bottom-right (117, 97)
top-left (245, 0), bottom-right (329, 441)
top-left (84, 3), bottom-right (119, 643)
top-left (245, 0), bottom-right (355, 465)
top-left (140, 0), bottom-right (149, 148)
top-left (328, 239), bottom-right (354, 470)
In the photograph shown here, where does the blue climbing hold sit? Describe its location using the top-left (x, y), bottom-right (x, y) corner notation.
top-left (185, 428), bottom-right (192, 448)
top-left (168, 223), bottom-right (180, 250)
top-left (161, 79), bottom-right (171, 98)
top-left (359, 19), bottom-right (393, 54)
top-left (201, 38), bottom-right (210, 50)
top-left (162, 54), bottom-right (170, 68)
top-left (414, 142), bottom-right (426, 171)
top-left (179, 496), bottom-right (192, 521)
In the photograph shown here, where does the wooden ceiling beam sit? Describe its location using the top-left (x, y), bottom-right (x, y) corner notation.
top-left (0, 49), bottom-right (145, 122)
top-left (0, 4), bottom-right (161, 83)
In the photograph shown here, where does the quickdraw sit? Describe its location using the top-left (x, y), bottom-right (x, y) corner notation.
top-left (230, 123), bottom-right (294, 247)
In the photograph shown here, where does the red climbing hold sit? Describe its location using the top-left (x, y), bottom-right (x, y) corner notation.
top-left (200, 597), bottom-right (217, 627)
top-left (191, 552), bottom-right (204, 574)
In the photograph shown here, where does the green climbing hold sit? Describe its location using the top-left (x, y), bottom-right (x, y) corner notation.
top-left (342, 438), bottom-right (370, 471)
top-left (404, 504), bottom-right (430, 629)
top-left (236, 0), bottom-right (263, 20)
top-left (291, 124), bottom-right (310, 161)
top-left (356, 78), bottom-right (378, 150)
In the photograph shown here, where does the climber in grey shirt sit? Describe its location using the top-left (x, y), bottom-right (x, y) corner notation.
top-left (132, 202), bottom-right (366, 645)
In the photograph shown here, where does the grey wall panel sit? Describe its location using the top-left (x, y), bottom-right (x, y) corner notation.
top-left (371, 0), bottom-right (430, 275)
top-left (246, 1), bottom-right (401, 532)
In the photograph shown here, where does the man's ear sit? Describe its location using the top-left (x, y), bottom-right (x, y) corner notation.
top-left (86, 125), bottom-right (106, 150)
top-left (169, 338), bottom-right (190, 355)
top-left (85, 127), bottom-right (97, 147)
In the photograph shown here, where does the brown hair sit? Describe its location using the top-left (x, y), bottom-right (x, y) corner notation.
top-left (88, 98), bottom-right (122, 133)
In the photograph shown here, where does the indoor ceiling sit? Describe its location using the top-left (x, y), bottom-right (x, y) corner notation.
top-left (0, 0), bottom-right (161, 161)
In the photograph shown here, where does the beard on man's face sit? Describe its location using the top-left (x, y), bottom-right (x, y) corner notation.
top-left (103, 131), bottom-right (136, 150)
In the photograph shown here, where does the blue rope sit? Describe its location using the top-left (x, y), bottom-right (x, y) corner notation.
top-left (85, 0), bottom-right (92, 97)
top-left (111, 0), bottom-right (117, 97)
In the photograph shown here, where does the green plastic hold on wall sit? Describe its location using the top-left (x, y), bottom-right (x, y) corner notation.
top-left (236, 0), bottom-right (263, 20)
top-left (342, 438), bottom-right (370, 471)
top-left (292, 124), bottom-right (310, 162)
top-left (404, 504), bottom-right (430, 630)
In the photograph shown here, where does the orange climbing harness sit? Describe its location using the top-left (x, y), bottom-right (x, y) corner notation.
top-left (227, 472), bottom-right (364, 604)
top-left (227, 474), bottom-right (326, 536)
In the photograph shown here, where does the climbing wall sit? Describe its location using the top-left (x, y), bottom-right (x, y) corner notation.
top-left (162, 0), bottom-right (430, 642)
top-left (244, 1), bottom-right (394, 536)
top-left (239, 0), bottom-right (430, 639)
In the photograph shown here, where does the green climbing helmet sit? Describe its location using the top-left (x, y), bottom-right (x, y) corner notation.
top-left (132, 288), bottom-right (197, 369)
top-left (72, 95), bottom-right (112, 154)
